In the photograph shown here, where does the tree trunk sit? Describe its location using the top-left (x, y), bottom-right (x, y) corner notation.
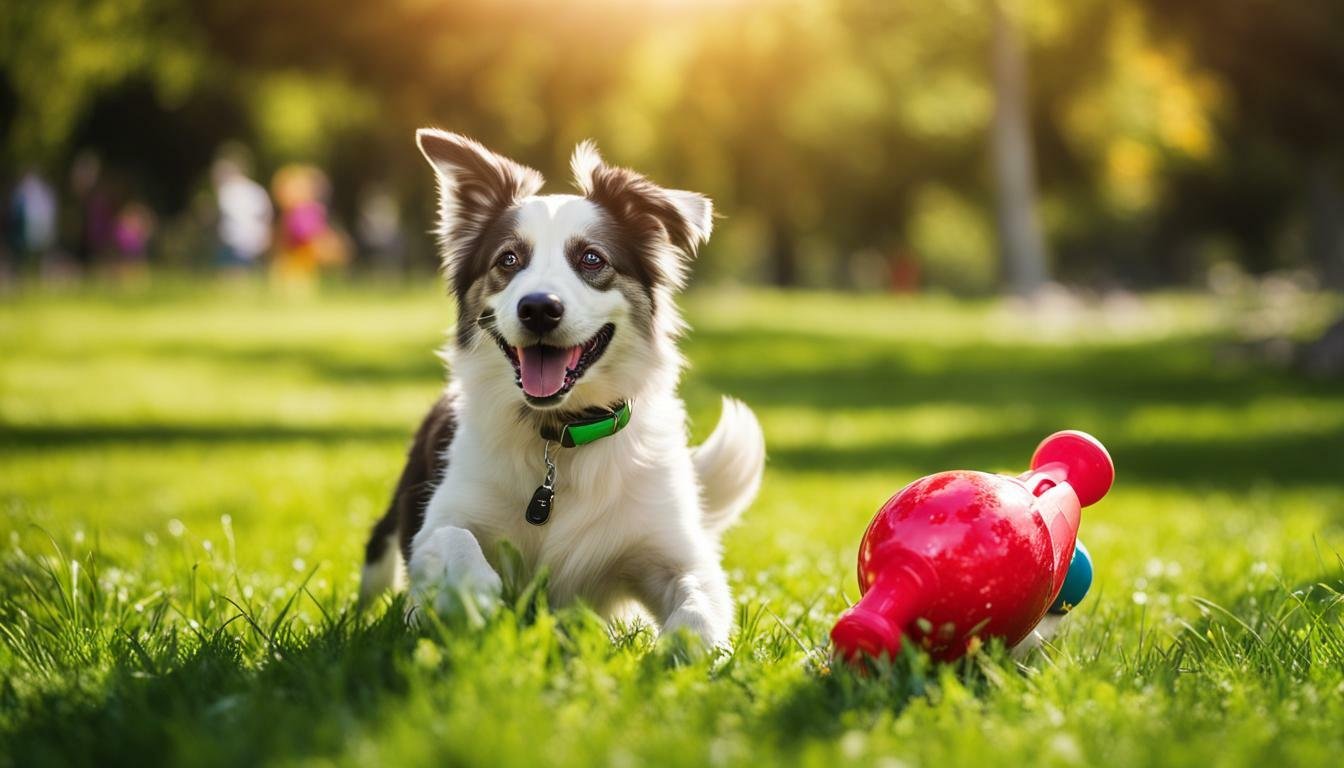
top-left (1303, 161), bottom-right (1344, 376)
top-left (768, 219), bottom-right (798, 287)
top-left (1307, 161), bottom-right (1344, 290)
top-left (990, 0), bottom-right (1049, 298)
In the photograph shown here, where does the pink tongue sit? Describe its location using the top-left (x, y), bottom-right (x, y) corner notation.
top-left (517, 345), bottom-right (583, 398)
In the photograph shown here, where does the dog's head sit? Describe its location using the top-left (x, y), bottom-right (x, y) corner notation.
top-left (417, 130), bottom-right (712, 412)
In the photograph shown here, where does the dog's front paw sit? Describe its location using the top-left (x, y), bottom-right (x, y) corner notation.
top-left (406, 526), bottom-right (503, 626)
top-left (660, 607), bottom-right (729, 653)
top-left (653, 624), bottom-right (710, 666)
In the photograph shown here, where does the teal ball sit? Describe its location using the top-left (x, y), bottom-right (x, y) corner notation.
top-left (1049, 539), bottom-right (1093, 614)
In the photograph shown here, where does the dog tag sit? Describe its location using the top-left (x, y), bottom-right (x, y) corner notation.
top-left (526, 485), bottom-right (553, 526)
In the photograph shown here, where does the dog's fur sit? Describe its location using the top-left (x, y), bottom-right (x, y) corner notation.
top-left (359, 131), bottom-right (765, 647)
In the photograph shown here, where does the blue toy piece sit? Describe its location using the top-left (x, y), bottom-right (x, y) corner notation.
top-left (1048, 539), bottom-right (1093, 614)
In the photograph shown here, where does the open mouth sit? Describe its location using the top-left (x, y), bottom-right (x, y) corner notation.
top-left (492, 323), bottom-right (616, 402)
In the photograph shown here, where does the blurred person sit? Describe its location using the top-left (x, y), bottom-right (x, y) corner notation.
top-left (109, 200), bottom-right (155, 283)
top-left (356, 183), bottom-right (406, 274)
top-left (6, 170), bottom-right (58, 275)
top-left (270, 164), bottom-right (348, 292)
top-left (69, 151), bottom-right (115, 274)
top-left (212, 154), bottom-right (273, 273)
top-left (889, 247), bottom-right (921, 294)
top-left (0, 181), bottom-right (10, 288)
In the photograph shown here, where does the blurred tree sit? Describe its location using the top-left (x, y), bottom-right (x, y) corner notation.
top-left (0, 0), bottom-right (205, 168)
top-left (1040, 2), bottom-right (1227, 286)
top-left (1139, 0), bottom-right (1344, 286)
top-left (1137, 0), bottom-right (1344, 372)
top-left (1, 0), bottom-right (1341, 296)
top-left (990, 0), bottom-right (1048, 297)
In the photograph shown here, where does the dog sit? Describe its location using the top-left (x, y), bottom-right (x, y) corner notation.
top-left (359, 131), bottom-right (766, 648)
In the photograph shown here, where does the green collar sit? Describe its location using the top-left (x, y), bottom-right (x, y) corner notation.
top-left (540, 402), bottom-right (632, 447)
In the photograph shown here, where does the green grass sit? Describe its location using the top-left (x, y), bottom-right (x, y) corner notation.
top-left (2, 283), bottom-right (1343, 767)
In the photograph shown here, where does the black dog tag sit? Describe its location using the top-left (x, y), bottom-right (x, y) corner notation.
top-left (526, 485), bottom-right (553, 525)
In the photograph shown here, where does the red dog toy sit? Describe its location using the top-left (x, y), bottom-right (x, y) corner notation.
top-left (831, 430), bottom-right (1113, 663)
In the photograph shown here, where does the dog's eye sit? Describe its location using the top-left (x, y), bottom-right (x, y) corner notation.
top-left (579, 250), bottom-right (606, 271)
top-left (496, 251), bottom-right (520, 271)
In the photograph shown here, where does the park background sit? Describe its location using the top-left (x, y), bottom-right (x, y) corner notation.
top-left (2, 1), bottom-right (1344, 766)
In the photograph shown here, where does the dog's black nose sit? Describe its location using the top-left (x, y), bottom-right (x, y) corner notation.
top-left (517, 293), bottom-right (564, 335)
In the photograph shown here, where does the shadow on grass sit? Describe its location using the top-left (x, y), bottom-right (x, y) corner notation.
top-left (755, 645), bottom-right (1013, 745)
top-left (145, 340), bottom-right (445, 385)
top-left (0, 542), bottom-right (559, 768)
top-left (691, 328), bottom-right (1340, 412)
top-left (690, 328), bottom-right (1344, 491)
top-left (8, 325), bottom-right (1342, 493)
top-left (7, 324), bottom-right (1340, 492)
top-left (767, 430), bottom-right (1344, 491)
top-left (0, 608), bottom-right (419, 768)
top-left (0, 422), bottom-right (413, 451)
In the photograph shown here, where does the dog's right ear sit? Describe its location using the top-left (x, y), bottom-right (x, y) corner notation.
top-left (416, 129), bottom-right (544, 268)
top-left (571, 140), bottom-right (712, 291)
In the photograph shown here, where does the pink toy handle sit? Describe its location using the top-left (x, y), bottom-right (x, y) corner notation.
top-left (831, 556), bottom-right (936, 661)
top-left (1028, 430), bottom-right (1114, 508)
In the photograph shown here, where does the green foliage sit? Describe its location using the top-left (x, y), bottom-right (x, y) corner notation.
top-left (2, 284), bottom-right (1343, 765)
top-left (909, 185), bottom-right (997, 293)
top-left (0, 0), bottom-right (204, 164)
top-left (3, 0), bottom-right (1337, 287)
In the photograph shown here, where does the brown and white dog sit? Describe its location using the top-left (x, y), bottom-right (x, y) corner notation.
top-left (359, 131), bottom-right (765, 647)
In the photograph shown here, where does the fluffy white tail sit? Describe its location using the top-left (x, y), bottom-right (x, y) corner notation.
top-left (693, 397), bottom-right (766, 535)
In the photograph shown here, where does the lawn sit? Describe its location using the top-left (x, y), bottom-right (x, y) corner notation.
top-left (2, 283), bottom-right (1343, 767)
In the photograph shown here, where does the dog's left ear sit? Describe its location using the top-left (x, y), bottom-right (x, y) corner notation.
top-left (571, 141), bottom-right (712, 287)
top-left (417, 129), bottom-right (544, 271)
